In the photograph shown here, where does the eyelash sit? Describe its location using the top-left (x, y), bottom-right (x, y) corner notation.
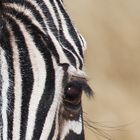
top-left (68, 80), bottom-right (93, 97)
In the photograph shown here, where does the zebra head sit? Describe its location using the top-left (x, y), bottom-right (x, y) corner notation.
top-left (0, 0), bottom-right (93, 139)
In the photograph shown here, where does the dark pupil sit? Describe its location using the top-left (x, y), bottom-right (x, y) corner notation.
top-left (64, 85), bottom-right (82, 105)
top-left (66, 87), bottom-right (81, 99)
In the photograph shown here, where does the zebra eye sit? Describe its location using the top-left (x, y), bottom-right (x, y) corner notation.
top-left (61, 80), bottom-right (93, 120)
top-left (63, 81), bottom-right (82, 107)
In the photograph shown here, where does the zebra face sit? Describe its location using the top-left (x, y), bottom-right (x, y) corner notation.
top-left (0, 0), bottom-right (93, 140)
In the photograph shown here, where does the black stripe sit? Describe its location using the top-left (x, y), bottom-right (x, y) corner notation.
top-left (47, 114), bottom-right (56, 140)
top-left (49, 0), bottom-right (60, 41)
top-left (0, 19), bottom-right (15, 139)
top-left (32, 58), bottom-right (54, 139)
top-left (56, 0), bottom-right (84, 59)
top-left (65, 130), bottom-right (85, 140)
top-left (23, 1), bottom-right (47, 31)
top-left (1, 0), bottom-right (25, 4)
top-left (30, 28), bottom-right (55, 140)
top-left (3, 0), bottom-right (56, 34)
top-left (5, 0), bottom-right (47, 32)
top-left (4, 15), bottom-right (34, 140)
top-left (37, 33), bottom-right (60, 64)
top-left (5, 27), bottom-right (15, 140)
top-left (36, 0), bottom-right (59, 37)
top-left (0, 19), bottom-right (3, 140)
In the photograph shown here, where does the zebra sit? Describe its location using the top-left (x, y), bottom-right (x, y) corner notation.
top-left (0, 0), bottom-right (93, 139)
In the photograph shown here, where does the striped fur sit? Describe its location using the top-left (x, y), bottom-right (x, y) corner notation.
top-left (0, 0), bottom-right (89, 139)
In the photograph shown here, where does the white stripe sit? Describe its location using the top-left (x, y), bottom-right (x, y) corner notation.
top-left (6, 26), bottom-right (22, 140)
top-left (1, 48), bottom-right (9, 140)
top-left (40, 57), bottom-right (63, 140)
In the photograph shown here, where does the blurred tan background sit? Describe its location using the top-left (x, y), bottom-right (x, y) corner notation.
top-left (65, 0), bottom-right (140, 140)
